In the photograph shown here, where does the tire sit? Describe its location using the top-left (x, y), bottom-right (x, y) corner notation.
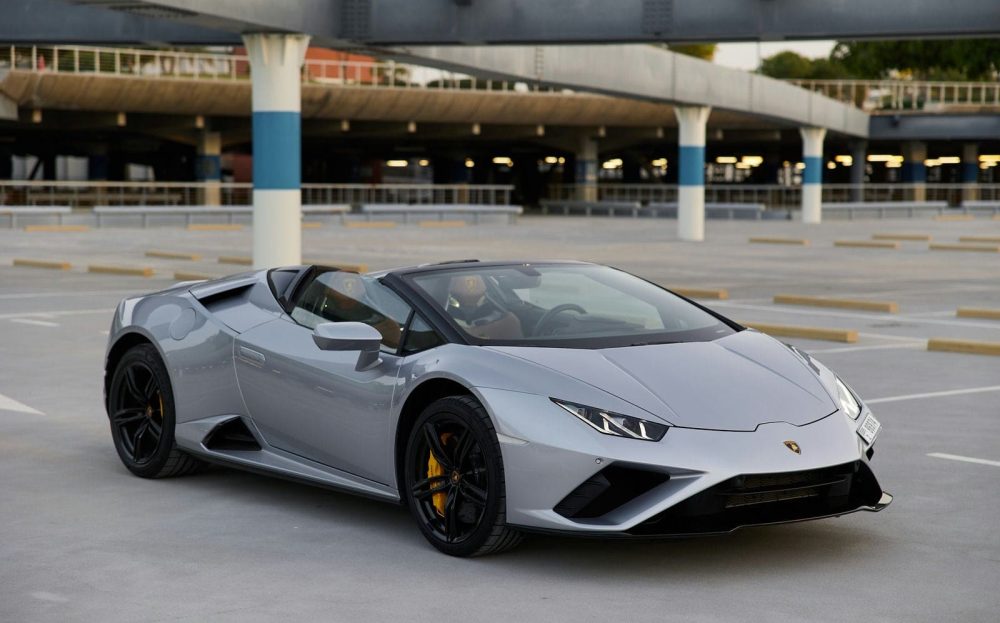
top-left (403, 395), bottom-right (523, 557)
top-left (107, 344), bottom-right (205, 479)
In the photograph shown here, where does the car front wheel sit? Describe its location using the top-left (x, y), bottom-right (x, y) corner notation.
top-left (107, 344), bottom-right (205, 479)
top-left (403, 395), bottom-right (523, 557)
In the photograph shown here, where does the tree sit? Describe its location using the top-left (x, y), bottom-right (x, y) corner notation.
top-left (666, 44), bottom-right (717, 61)
top-left (758, 51), bottom-right (849, 80)
top-left (831, 40), bottom-right (1000, 80)
top-left (759, 51), bottom-right (813, 79)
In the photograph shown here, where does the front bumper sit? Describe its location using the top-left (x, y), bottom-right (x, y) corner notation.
top-left (477, 387), bottom-right (890, 535)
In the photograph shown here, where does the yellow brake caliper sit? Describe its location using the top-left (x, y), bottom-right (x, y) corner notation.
top-left (427, 432), bottom-right (452, 516)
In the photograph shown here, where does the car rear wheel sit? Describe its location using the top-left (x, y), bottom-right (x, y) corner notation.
top-left (108, 344), bottom-right (205, 479)
top-left (403, 395), bottom-right (523, 557)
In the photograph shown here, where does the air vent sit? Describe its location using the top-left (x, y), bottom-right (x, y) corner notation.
top-left (555, 465), bottom-right (669, 519)
top-left (204, 417), bottom-right (262, 452)
top-left (193, 283), bottom-right (253, 310)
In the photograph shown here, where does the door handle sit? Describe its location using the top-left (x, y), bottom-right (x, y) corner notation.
top-left (238, 346), bottom-right (266, 365)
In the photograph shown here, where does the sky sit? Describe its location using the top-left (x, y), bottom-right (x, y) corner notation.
top-left (713, 40), bottom-right (837, 70)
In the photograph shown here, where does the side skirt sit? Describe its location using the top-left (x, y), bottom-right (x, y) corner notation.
top-left (176, 414), bottom-right (401, 504)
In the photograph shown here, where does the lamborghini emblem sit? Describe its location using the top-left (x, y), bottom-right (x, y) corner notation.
top-left (784, 440), bottom-right (801, 454)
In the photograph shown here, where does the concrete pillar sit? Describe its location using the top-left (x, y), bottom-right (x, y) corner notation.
top-left (962, 143), bottom-right (979, 203)
top-left (196, 130), bottom-right (222, 206)
top-left (574, 135), bottom-right (598, 202)
top-left (901, 141), bottom-right (927, 202)
top-left (799, 127), bottom-right (826, 224)
top-left (849, 140), bottom-right (867, 202)
top-left (244, 32), bottom-right (310, 269)
top-left (675, 105), bottom-right (710, 241)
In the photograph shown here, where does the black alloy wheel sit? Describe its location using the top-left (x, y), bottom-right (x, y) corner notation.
top-left (404, 396), bottom-right (523, 557)
top-left (108, 344), bottom-right (204, 478)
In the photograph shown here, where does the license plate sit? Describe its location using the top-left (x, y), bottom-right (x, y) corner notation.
top-left (857, 413), bottom-right (881, 445)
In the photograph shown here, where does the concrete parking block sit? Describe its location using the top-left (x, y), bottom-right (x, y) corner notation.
top-left (835, 240), bottom-right (900, 249)
top-left (749, 237), bottom-right (809, 246)
top-left (956, 308), bottom-right (1000, 320)
top-left (872, 233), bottom-right (932, 241)
top-left (88, 264), bottom-right (155, 277)
top-left (146, 250), bottom-right (203, 261)
top-left (742, 321), bottom-right (859, 343)
top-left (928, 338), bottom-right (1000, 356)
top-left (667, 286), bottom-right (729, 300)
top-left (929, 243), bottom-right (1000, 253)
top-left (774, 294), bottom-right (898, 313)
top-left (24, 224), bottom-right (90, 232)
top-left (12, 258), bottom-right (72, 270)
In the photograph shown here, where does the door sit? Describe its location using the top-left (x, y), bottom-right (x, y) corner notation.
top-left (234, 270), bottom-right (412, 485)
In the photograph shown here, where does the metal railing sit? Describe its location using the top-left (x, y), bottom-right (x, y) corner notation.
top-left (0, 44), bottom-right (560, 93)
top-left (0, 181), bottom-right (513, 207)
top-left (790, 79), bottom-right (1000, 111)
top-left (548, 183), bottom-right (1000, 208)
top-left (301, 183), bottom-right (512, 205)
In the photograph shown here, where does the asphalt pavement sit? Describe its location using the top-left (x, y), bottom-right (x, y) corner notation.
top-left (1, 215), bottom-right (998, 622)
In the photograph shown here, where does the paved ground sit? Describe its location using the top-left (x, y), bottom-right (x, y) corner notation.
top-left (1, 215), bottom-right (998, 622)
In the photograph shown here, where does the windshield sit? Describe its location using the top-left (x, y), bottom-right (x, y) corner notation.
top-left (406, 263), bottom-right (737, 348)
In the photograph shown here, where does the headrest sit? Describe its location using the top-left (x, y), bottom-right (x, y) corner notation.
top-left (326, 272), bottom-right (364, 305)
top-left (449, 274), bottom-right (487, 309)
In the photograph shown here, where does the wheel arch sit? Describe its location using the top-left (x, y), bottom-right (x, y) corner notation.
top-left (393, 377), bottom-right (475, 501)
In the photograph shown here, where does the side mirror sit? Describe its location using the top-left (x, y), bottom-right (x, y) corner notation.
top-left (312, 322), bottom-right (383, 371)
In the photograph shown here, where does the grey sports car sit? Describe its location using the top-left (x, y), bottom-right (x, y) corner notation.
top-left (104, 260), bottom-right (891, 556)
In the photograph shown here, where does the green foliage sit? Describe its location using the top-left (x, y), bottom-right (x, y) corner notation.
top-left (758, 51), bottom-right (850, 80)
top-left (759, 40), bottom-right (1000, 81)
top-left (831, 40), bottom-right (1000, 80)
top-left (666, 43), bottom-right (717, 61)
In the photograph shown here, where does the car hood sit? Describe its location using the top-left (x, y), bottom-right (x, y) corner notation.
top-left (487, 330), bottom-right (837, 432)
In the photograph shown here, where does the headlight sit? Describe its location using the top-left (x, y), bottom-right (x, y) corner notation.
top-left (835, 377), bottom-right (862, 420)
top-left (551, 398), bottom-right (668, 441)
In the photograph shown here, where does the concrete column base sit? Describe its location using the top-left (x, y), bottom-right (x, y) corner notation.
top-left (253, 189), bottom-right (302, 269)
top-left (802, 184), bottom-right (822, 224)
top-left (678, 185), bottom-right (705, 241)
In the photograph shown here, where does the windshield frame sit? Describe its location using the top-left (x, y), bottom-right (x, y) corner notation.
top-left (387, 261), bottom-right (743, 349)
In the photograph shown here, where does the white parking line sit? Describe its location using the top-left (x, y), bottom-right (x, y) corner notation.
top-left (928, 453), bottom-right (1000, 468)
top-left (10, 318), bottom-right (59, 328)
top-left (0, 290), bottom-right (138, 300)
top-left (0, 392), bottom-right (43, 415)
top-left (0, 308), bottom-right (111, 320)
top-left (867, 385), bottom-right (1000, 405)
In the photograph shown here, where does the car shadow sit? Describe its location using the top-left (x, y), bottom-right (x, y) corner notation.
top-left (144, 460), bottom-right (881, 580)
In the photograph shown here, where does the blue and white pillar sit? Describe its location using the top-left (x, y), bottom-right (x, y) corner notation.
top-left (196, 130), bottom-right (222, 206)
top-left (674, 105), bottom-right (710, 241)
top-left (243, 33), bottom-right (310, 269)
top-left (901, 141), bottom-right (927, 202)
top-left (800, 127), bottom-right (826, 224)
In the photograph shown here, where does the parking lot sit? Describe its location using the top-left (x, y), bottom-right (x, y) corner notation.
top-left (1, 215), bottom-right (998, 622)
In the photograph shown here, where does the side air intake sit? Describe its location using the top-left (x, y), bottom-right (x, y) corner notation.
top-left (203, 417), bottom-right (262, 452)
top-left (554, 465), bottom-right (669, 519)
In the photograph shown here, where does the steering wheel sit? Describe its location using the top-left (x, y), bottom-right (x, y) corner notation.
top-left (534, 303), bottom-right (586, 336)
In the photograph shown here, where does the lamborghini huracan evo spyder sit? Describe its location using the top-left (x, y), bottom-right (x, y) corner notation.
top-left (104, 260), bottom-right (891, 556)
